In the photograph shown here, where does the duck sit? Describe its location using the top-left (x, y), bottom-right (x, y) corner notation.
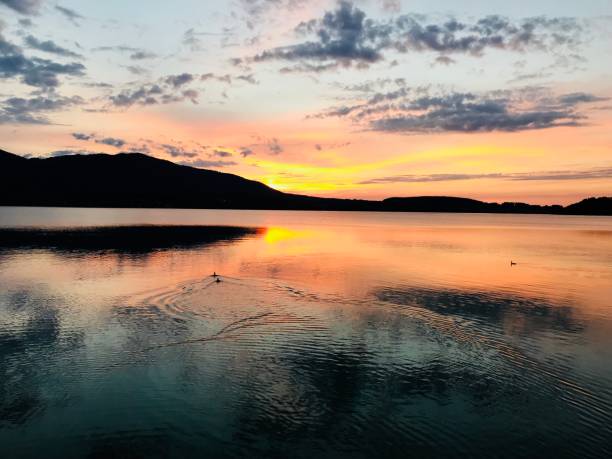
top-left (510, 261), bottom-right (517, 266)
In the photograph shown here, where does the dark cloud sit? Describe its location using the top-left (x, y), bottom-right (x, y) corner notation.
top-left (82, 81), bottom-right (113, 88)
top-left (18, 18), bottom-right (33, 27)
top-left (179, 159), bottom-right (238, 168)
top-left (250, 1), bottom-right (583, 70)
top-left (109, 88), bottom-right (153, 107)
top-left (130, 51), bottom-right (156, 60)
top-left (254, 1), bottom-right (387, 65)
top-left (558, 92), bottom-right (608, 105)
top-left (267, 138), bottom-right (283, 154)
top-left (181, 89), bottom-right (199, 103)
top-left (71, 132), bottom-right (93, 141)
top-left (24, 35), bottom-right (83, 59)
top-left (239, 147), bottom-right (254, 157)
top-left (165, 73), bottom-right (194, 88)
top-left (201, 72), bottom-right (232, 83)
top-left (95, 137), bottom-right (125, 148)
top-left (433, 55), bottom-right (455, 66)
top-left (372, 91), bottom-right (605, 133)
top-left (124, 65), bottom-right (147, 76)
top-left (1, 29), bottom-right (85, 89)
top-left (360, 167), bottom-right (612, 184)
top-left (0, 94), bottom-right (83, 124)
top-left (212, 149), bottom-right (233, 158)
top-left (0, 0), bottom-right (42, 15)
top-left (236, 73), bottom-right (258, 84)
top-left (394, 15), bottom-right (582, 55)
top-left (109, 83), bottom-right (200, 107)
top-left (279, 62), bottom-right (339, 73)
top-left (109, 84), bottom-right (161, 107)
top-left (71, 132), bottom-right (129, 150)
top-left (315, 85), bottom-right (607, 134)
top-left (109, 72), bottom-right (205, 108)
top-left (55, 5), bottom-right (84, 24)
top-left (19, 59), bottom-right (85, 88)
top-left (161, 144), bottom-right (199, 158)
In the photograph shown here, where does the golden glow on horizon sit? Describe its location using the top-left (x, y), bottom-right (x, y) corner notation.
top-left (250, 145), bottom-right (546, 194)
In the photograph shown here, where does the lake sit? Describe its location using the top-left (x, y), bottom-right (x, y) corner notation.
top-left (1, 207), bottom-right (611, 458)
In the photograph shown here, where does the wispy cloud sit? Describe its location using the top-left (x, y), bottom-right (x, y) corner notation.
top-left (93, 45), bottom-right (157, 61)
top-left (360, 167), bottom-right (612, 184)
top-left (55, 5), bottom-right (84, 25)
top-left (24, 35), bottom-right (83, 59)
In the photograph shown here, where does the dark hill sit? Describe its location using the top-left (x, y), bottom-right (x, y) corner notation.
top-left (1, 150), bottom-right (286, 209)
top-left (383, 196), bottom-right (566, 214)
top-left (564, 197), bottom-right (612, 216)
top-left (384, 196), bottom-right (492, 213)
top-left (0, 150), bottom-right (609, 215)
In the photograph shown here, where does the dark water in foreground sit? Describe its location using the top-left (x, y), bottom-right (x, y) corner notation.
top-left (1, 207), bottom-right (612, 458)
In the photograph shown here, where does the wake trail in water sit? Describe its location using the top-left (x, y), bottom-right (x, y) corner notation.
top-left (144, 312), bottom-right (276, 350)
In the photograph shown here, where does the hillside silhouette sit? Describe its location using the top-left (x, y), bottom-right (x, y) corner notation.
top-left (1, 150), bottom-right (610, 215)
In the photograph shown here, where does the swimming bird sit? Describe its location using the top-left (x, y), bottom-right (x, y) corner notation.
top-left (510, 261), bottom-right (517, 266)
top-left (215, 277), bottom-right (221, 283)
top-left (212, 272), bottom-right (219, 277)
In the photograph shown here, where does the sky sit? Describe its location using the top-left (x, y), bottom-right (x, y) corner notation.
top-left (1, 0), bottom-right (611, 204)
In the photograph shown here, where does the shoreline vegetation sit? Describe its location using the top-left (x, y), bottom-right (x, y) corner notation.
top-left (0, 226), bottom-right (261, 252)
top-left (2, 149), bottom-right (610, 216)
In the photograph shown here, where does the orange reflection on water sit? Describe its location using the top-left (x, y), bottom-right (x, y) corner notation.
top-left (264, 227), bottom-right (305, 244)
top-left (1, 210), bottom-right (611, 318)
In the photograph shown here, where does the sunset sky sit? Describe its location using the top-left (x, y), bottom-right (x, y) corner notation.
top-left (1, 0), bottom-right (611, 204)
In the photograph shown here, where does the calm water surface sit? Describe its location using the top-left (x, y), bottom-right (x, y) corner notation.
top-left (1, 207), bottom-right (612, 458)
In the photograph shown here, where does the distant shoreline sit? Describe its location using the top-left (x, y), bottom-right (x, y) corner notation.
top-left (2, 204), bottom-right (611, 217)
top-left (2, 150), bottom-right (611, 216)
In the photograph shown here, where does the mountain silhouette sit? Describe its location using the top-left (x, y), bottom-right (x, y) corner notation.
top-left (1, 149), bottom-right (610, 215)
